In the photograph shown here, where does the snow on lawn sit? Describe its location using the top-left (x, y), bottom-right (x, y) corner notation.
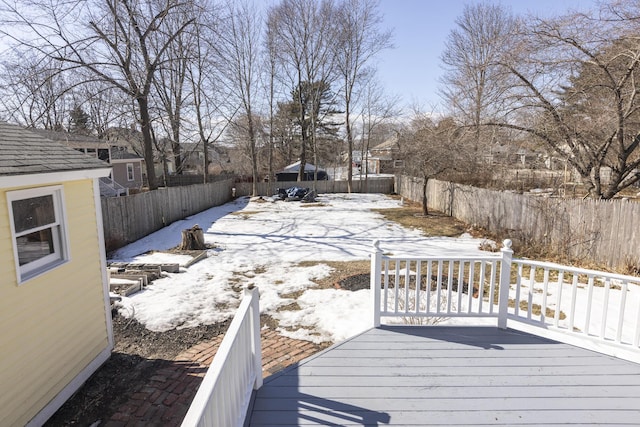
top-left (112, 193), bottom-right (490, 342)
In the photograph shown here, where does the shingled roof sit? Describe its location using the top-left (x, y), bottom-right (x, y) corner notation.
top-left (0, 122), bottom-right (109, 177)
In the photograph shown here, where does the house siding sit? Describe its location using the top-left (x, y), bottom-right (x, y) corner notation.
top-left (0, 179), bottom-right (110, 426)
top-left (112, 161), bottom-right (143, 189)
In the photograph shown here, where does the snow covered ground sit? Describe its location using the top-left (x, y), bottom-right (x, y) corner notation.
top-left (111, 193), bottom-right (489, 343)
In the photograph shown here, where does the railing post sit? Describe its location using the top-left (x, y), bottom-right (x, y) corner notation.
top-left (498, 239), bottom-right (513, 329)
top-left (244, 285), bottom-right (262, 389)
top-left (371, 240), bottom-right (382, 328)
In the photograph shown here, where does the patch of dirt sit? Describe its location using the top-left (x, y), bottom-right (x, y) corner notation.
top-left (44, 314), bottom-right (230, 426)
top-left (374, 201), bottom-right (469, 237)
top-left (337, 273), bottom-right (370, 291)
top-left (297, 260), bottom-right (371, 289)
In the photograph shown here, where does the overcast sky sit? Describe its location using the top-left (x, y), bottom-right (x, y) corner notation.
top-left (376, 0), bottom-right (598, 113)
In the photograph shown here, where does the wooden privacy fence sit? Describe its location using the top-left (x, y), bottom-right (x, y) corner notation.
top-left (233, 177), bottom-right (395, 197)
top-left (101, 177), bottom-right (394, 251)
top-left (101, 179), bottom-right (234, 251)
top-left (396, 175), bottom-right (640, 270)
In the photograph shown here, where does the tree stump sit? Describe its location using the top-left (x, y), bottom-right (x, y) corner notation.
top-left (179, 225), bottom-right (206, 250)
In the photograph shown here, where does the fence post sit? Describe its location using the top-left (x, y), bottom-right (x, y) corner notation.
top-left (498, 239), bottom-right (513, 329)
top-left (244, 285), bottom-right (263, 389)
top-left (371, 240), bottom-right (382, 328)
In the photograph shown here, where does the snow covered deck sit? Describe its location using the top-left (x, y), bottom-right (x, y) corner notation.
top-left (246, 325), bottom-right (640, 426)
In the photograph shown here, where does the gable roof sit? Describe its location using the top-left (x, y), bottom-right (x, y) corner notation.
top-left (110, 148), bottom-right (143, 161)
top-left (279, 161), bottom-right (325, 173)
top-left (371, 134), bottom-right (400, 152)
top-left (0, 122), bottom-right (109, 177)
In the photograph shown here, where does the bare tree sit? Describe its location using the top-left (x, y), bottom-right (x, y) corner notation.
top-left (153, 4), bottom-right (198, 177)
top-left (213, 0), bottom-right (263, 195)
top-left (0, 53), bottom-right (70, 129)
top-left (267, 0), bottom-right (338, 183)
top-left (78, 79), bottom-right (134, 139)
top-left (358, 77), bottom-right (400, 186)
top-left (187, 8), bottom-right (235, 183)
top-left (335, 0), bottom-right (393, 192)
top-left (1, 0), bottom-right (198, 190)
top-left (491, 3), bottom-right (640, 198)
top-left (440, 2), bottom-right (516, 174)
top-left (400, 114), bottom-right (464, 215)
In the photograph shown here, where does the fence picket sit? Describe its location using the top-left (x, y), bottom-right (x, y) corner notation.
top-left (397, 176), bottom-right (640, 269)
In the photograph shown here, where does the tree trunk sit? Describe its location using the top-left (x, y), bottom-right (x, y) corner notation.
top-left (179, 225), bottom-right (206, 250)
top-left (137, 96), bottom-right (158, 190)
top-left (422, 176), bottom-right (429, 216)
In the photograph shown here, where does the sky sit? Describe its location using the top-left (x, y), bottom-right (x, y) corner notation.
top-left (110, 193), bottom-right (640, 348)
top-left (375, 0), bottom-right (598, 112)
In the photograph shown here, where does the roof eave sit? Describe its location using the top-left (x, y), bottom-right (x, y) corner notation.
top-left (0, 167), bottom-right (112, 188)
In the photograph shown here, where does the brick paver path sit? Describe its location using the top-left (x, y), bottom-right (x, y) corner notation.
top-left (104, 329), bottom-right (327, 426)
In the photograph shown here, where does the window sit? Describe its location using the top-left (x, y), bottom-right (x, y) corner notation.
top-left (98, 148), bottom-right (110, 162)
top-left (126, 163), bottom-right (135, 181)
top-left (7, 186), bottom-right (69, 283)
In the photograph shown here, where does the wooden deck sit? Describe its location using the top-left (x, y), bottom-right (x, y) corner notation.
top-left (245, 326), bottom-right (640, 426)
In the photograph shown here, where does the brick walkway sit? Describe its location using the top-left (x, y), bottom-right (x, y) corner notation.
top-left (104, 329), bottom-right (327, 426)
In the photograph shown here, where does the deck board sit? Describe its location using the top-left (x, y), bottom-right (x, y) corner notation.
top-left (246, 326), bottom-right (640, 426)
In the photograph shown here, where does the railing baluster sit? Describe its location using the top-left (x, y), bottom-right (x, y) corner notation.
top-left (394, 261), bottom-right (400, 314)
top-left (617, 281), bottom-right (628, 343)
top-left (415, 261), bottom-right (422, 314)
top-left (528, 266), bottom-right (536, 320)
top-left (635, 300), bottom-right (640, 347)
top-left (436, 261), bottom-right (443, 314)
top-left (457, 261), bottom-right (464, 313)
top-left (541, 269), bottom-right (550, 323)
top-left (383, 259), bottom-right (389, 315)
top-left (601, 279), bottom-right (611, 339)
top-left (569, 274), bottom-right (579, 332)
top-left (554, 271), bottom-right (564, 328)
top-left (515, 263), bottom-right (523, 317)
top-left (447, 261), bottom-right (454, 314)
top-left (476, 261), bottom-right (484, 314)
top-left (426, 261), bottom-right (432, 314)
top-left (405, 261), bottom-right (411, 313)
top-left (584, 276), bottom-right (594, 336)
top-left (489, 261), bottom-right (496, 315)
top-left (467, 261), bottom-right (475, 313)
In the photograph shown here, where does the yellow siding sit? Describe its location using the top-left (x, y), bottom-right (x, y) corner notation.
top-left (0, 179), bottom-right (111, 426)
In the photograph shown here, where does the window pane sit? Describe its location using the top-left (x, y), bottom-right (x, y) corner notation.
top-left (16, 228), bottom-right (54, 266)
top-left (12, 195), bottom-right (55, 233)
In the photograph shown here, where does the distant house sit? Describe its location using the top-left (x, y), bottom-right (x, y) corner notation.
top-left (276, 161), bottom-right (329, 181)
top-left (367, 135), bottom-right (404, 174)
top-left (0, 122), bottom-right (114, 426)
top-left (31, 128), bottom-right (144, 195)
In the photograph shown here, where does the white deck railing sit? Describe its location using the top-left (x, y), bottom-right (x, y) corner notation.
top-left (371, 239), bottom-right (640, 354)
top-left (510, 258), bottom-right (640, 347)
top-left (181, 286), bottom-right (262, 427)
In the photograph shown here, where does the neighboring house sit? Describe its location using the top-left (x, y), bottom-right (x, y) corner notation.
top-left (275, 161), bottom-right (329, 181)
top-left (0, 122), bottom-right (114, 426)
top-left (367, 135), bottom-right (404, 174)
top-left (175, 141), bottom-right (228, 175)
top-left (31, 129), bottom-right (144, 195)
top-left (109, 147), bottom-right (144, 192)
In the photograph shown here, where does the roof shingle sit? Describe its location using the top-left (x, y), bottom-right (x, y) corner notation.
top-left (0, 122), bottom-right (109, 176)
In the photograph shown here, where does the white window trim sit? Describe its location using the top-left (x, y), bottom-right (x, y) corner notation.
top-left (126, 163), bottom-right (135, 181)
top-left (7, 185), bottom-right (70, 284)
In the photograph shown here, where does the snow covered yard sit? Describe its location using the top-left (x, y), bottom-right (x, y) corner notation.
top-left (111, 193), bottom-right (490, 343)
